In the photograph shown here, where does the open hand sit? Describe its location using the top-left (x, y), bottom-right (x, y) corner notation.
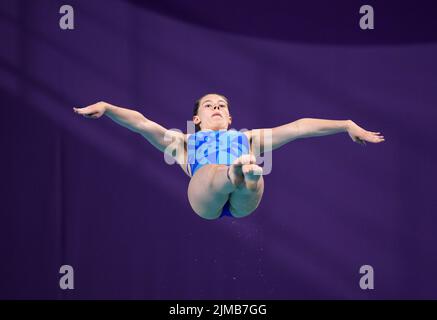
top-left (347, 121), bottom-right (385, 145)
top-left (73, 101), bottom-right (107, 119)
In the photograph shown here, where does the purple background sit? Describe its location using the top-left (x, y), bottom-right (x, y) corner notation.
top-left (1, 0), bottom-right (437, 299)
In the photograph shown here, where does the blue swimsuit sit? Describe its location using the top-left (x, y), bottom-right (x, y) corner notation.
top-left (187, 129), bottom-right (250, 218)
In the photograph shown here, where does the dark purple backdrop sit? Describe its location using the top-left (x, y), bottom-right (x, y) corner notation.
top-left (1, 0), bottom-right (437, 299)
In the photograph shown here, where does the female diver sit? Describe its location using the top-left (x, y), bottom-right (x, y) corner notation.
top-left (73, 93), bottom-right (384, 220)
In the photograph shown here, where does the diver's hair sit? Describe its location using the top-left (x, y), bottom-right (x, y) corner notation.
top-left (193, 93), bottom-right (230, 132)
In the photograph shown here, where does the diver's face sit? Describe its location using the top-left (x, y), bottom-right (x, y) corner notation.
top-left (194, 94), bottom-right (232, 131)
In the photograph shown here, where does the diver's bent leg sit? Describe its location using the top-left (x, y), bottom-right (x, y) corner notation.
top-left (187, 164), bottom-right (237, 220)
top-left (209, 165), bottom-right (236, 195)
top-left (229, 164), bottom-right (264, 218)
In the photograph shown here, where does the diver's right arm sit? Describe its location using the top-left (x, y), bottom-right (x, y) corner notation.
top-left (73, 101), bottom-right (185, 155)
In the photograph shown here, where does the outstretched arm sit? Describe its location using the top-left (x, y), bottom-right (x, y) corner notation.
top-left (73, 101), bottom-right (185, 157)
top-left (250, 118), bottom-right (385, 154)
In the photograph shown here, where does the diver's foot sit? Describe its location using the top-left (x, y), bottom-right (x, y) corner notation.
top-left (228, 154), bottom-right (257, 187)
top-left (242, 163), bottom-right (263, 190)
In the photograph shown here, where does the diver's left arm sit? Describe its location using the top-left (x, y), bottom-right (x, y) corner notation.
top-left (250, 118), bottom-right (385, 154)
